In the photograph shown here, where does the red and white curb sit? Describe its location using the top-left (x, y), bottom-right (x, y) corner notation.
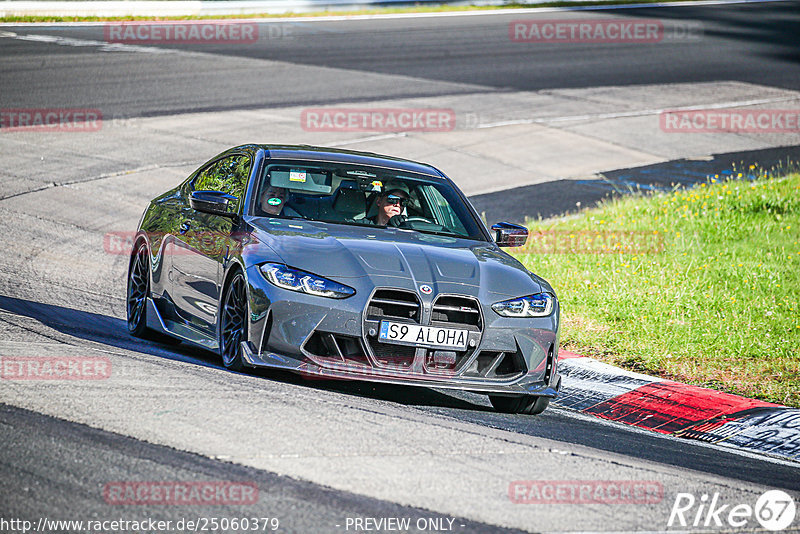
top-left (555, 351), bottom-right (800, 462)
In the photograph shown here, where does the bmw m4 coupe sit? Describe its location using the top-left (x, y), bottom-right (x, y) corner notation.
top-left (127, 145), bottom-right (560, 414)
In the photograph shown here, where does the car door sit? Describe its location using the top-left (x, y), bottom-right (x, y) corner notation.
top-left (171, 154), bottom-right (251, 335)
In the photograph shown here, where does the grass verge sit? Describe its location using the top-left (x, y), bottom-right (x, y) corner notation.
top-left (513, 167), bottom-right (800, 407)
top-left (1, 0), bottom-right (716, 23)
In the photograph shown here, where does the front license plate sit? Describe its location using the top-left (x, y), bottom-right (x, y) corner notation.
top-left (378, 321), bottom-right (468, 350)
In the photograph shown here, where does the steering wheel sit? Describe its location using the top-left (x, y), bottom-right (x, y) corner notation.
top-left (404, 216), bottom-right (433, 224)
top-left (389, 215), bottom-right (431, 228)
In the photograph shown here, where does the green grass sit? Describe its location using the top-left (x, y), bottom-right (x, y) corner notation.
top-left (513, 167), bottom-right (800, 407)
top-left (0, 0), bottom-right (714, 23)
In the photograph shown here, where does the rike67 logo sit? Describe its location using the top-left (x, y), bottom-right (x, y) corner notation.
top-left (668, 490), bottom-right (796, 531)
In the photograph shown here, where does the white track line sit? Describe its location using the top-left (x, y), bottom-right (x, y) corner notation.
top-left (0, 29), bottom-right (176, 53)
top-left (476, 96), bottom-right (800, 129)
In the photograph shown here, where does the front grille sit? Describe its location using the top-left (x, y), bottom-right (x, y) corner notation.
top-left (363, 289), bottom-right (420, 369)
top-left (462, 350), bottom-right (526, 379)
top-left (303, 331), bottom-right (369, 365)
top-left (422, 295), bottom-right (482, 374)
top-left (367, 289), bottom-right (420, 323)
top-left (431, 296), bottom-right (481, 330)
top-left (368, 340), bottom-right (416, 367)
top-left (424, 349), bottom-right (460, 373)
top-left (495, 351), bottom-right (524, 376)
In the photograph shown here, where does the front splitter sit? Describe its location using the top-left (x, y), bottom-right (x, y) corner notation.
top-left (241, 342), bottom-right (560, 397)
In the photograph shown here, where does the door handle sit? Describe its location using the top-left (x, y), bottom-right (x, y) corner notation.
top-left (179, 221), bottom-right (191, 234)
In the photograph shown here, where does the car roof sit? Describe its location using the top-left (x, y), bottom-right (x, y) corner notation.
top-left (228, 144), bottom-right (446, 179)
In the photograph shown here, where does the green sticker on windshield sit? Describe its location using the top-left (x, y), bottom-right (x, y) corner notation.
top-left (267, 197), bottom-right (282, 206)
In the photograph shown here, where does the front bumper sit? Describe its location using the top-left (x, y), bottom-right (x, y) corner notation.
top-left (245, 265), bottom-right (561, 398)
top-left (241, 341), bottom-right (561, 397)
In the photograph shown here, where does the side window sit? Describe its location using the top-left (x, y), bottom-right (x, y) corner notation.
top-left (192, 154), bottom-right (251, 212)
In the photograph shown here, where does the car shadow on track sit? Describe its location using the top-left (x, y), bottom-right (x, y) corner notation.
top-left (0, 294), bottom-right (489, 413)
top-left (0, 294), bottom-right (227, 368)
top-left (251, 366), bottom-right (493, 412)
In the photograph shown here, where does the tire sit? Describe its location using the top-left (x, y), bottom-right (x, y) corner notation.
top-left (489, 395), bottom-right (550, 415)
top-left (126, 241), bottom-right (181, 345)
top-left (219, 271), bottom-right (248, 371)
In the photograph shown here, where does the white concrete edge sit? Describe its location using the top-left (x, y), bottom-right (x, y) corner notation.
top-left (558, 354), bottom-right (667, 384)
top-left (557, 353), bottom-right (792, 409)
top-left (557, 403), bottom-right (800, 469)
top-left (0, 0), bottom-right (786, 25)
top-left (555, 353), bottom-right (800, 464)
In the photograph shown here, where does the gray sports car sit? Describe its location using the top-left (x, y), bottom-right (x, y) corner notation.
top-left (127, 144), bottom-right (560, 414)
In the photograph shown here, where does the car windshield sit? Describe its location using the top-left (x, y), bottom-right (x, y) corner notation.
top-left (252, 160), bottom-right (487, 241)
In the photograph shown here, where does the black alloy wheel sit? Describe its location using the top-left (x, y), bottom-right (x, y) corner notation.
top-left (127, 242), bottom-right (150, 337)
top-left (220, 271), bottom-right (248, 371)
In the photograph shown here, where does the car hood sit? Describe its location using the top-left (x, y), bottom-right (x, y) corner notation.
top-left (248, 217), bottom-right (546, 298)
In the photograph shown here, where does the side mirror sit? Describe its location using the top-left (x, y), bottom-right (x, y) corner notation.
top-left (190, 190), bottom-right (238, 218)
top-left (491, 222), bottom-right (528, 247)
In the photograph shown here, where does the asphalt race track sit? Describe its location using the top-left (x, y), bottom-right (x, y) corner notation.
top-left (1, 2), bottom-right (800, 533)
top-left (1, 2), bottom-right (799, 117)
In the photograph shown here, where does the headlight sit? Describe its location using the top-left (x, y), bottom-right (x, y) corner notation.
top-left (492, 293), bottom-right (553, 317)
top-left (259, 263), bottom-right (355, 299)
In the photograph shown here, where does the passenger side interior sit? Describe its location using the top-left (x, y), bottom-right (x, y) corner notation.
top-left (289, 179), bottom-right (367, 222)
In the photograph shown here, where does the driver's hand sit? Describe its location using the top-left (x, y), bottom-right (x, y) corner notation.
top-left (388, 214), bottom-right (406, 227)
